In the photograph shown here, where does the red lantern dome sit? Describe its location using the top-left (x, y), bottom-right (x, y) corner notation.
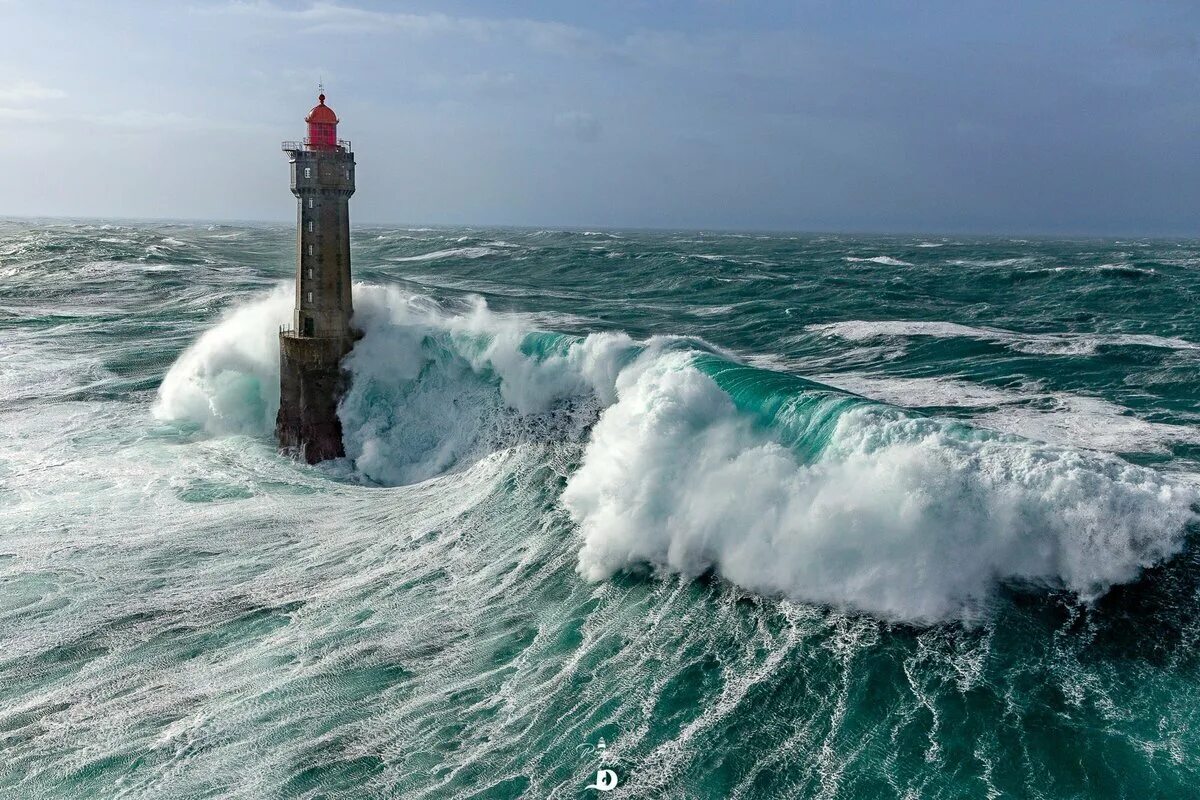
top-left (305, 93), bottom-right (339, 149)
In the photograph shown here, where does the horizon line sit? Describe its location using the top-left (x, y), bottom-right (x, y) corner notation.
top-left (1, 212), bottom-right (1197, 243)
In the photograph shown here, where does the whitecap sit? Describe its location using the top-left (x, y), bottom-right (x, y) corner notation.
top-left (844, 256), bottom-right (914, 267)
top-left (807, 320), bottom-right (1200, 356)
top-left (389, 247), bottom-right (501, 262)
top-left (810, 372), bottom-right (1200, 454)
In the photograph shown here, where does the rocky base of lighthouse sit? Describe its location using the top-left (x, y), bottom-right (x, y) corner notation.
top-left (276, 333), bottom-right (354, 464)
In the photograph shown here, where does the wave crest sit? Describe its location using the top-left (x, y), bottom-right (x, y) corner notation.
top-left (564, 355), bottom-right (1196, 622)
top-left (338, 286), bottom-right (637, 484)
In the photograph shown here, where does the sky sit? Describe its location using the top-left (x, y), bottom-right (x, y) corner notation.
top-left (1, 0), bottom-right (1198, 235)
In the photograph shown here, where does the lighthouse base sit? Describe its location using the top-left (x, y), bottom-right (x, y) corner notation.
top-left (276, 333), bottom-right (354, 464)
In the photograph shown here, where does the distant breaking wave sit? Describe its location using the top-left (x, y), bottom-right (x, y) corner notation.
top-left (388, 246), bottom-right (504, 262)
top-left (155, 287), bottom-right (1199, 623)
top-left (844, 255), bottom-right (914, 267)
top-left (808, 319), bottom-right (1200, 356)
top-left (808, 372), bottom-right (1200, 454)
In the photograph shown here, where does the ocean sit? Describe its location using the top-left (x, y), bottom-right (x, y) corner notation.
top-left (2, 219), bottom-right (1199, 798)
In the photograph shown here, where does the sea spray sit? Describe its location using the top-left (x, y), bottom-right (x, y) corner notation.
top-left (153, 285), bottom-right (292, 435)
top-left (337, 285), bottom-right (637, 483)
top-left (563, 353), bottom-right (1197, 622)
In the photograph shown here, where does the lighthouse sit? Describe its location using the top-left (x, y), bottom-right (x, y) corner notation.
top-left (276, 91), bottom-right (357, 463)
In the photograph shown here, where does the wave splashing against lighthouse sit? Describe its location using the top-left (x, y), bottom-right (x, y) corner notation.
top-left (156, 284), bottom-right (1199, 624)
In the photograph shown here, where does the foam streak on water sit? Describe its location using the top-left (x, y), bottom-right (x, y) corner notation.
top-left (2, 220), bottom-right (1200, 798)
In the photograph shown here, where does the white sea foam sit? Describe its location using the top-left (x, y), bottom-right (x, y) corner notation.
top-left (564, 356), bottom-right (1198, 622)
top-left (810, 373), bottom-right (1021, 409)
top-left (808, 320), bottom-right (1200, 356)
top-left (844, 256), bottom-right (913, 267)
top-left (948, 257), bottom-right (1036, 267)
top-left (389, 246), bottom-right (500, 262)
top-left (688, 305), bottom-right (737, 317)
top-left (810, 372), bottom-right (1200, 454)
top-left (975, 396), bottom-right (1200, 454)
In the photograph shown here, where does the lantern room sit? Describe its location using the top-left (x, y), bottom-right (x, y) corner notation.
top-left (305, 94), bottom-right (339, 149)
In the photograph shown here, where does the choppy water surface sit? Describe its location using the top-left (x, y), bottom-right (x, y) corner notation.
top-left (2, 219), bottom-right (1200, 798)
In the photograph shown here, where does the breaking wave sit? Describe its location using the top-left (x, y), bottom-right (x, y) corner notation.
top-left (844, 255), bottom-right (913, 267)
top-left (808, 319), bottom-right (1200, 356)
top-left (388, 246), bottom-right (503, 262)
top-left (155, 287), bottom-right (1200, 623)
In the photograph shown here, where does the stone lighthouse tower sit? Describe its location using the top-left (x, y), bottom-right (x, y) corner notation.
top-left (276, 91), bottom-right (357, 463)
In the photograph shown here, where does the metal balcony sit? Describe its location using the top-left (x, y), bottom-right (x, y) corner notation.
top-left (281, 139), bottom-right (352, 153)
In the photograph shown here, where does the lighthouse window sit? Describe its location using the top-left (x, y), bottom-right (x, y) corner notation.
top-left (308, 244), bottom-right (313, 255)
top-left (304, 167), bottom-right (311, 178)
top-left (307, 268), bottom-right (312, 279)
top-left (307, 291), bottom-right (313, 303)
top-left (308, 198), bottom-right (313, 208)
top-left (308, 221), bottom-right (313, 232)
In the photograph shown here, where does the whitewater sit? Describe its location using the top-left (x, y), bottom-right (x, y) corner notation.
top-left (3, 220), bottom-right (1200, 798)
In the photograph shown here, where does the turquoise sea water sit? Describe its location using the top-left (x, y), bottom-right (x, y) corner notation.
top-left (2, 220), bottom-right (1200, 798)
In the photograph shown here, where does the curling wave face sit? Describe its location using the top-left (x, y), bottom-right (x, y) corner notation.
top-left (156, 285), bottom-right (1198, 624)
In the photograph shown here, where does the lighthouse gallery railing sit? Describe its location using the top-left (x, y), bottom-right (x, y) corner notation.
top-left (281, 139), bottom-right (352, 153)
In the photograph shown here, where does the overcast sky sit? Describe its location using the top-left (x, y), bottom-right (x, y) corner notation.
top-left (2, 1), bottom-right (1198, 234)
